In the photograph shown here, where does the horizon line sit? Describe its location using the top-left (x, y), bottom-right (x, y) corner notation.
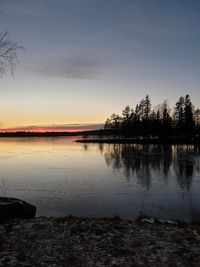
top-left (0, 123), bottom-right (104, 133)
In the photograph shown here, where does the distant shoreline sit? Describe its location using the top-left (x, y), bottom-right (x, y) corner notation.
top-left (0, 130), bottom-right (102, 137)
top-left (76, 138), bottom-right (200, 145)
top-left (0, 131), bottom-right (200, 145)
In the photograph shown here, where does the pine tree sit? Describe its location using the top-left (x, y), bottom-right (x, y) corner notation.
top-left (184, 94), bottom-right (194, 135)
top-left (144, 95), bottom-right (151, 120)
top-left (174, 96), bottom-right (185, 130)
top-left (162, 107), bottom-right (172, 135)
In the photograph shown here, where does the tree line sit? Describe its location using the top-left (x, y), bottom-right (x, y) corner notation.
top-left (104, 95), bottom-right (200, 138)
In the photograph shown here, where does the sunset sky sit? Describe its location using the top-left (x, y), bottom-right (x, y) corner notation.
top-left (0, 0), bottom-right (200, 131)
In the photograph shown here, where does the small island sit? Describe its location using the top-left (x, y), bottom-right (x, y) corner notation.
top-left (77, 95), bottom-right (200, 144)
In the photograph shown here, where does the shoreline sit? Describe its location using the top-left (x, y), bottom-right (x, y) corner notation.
top-left (0, 132), bottom-right (199, 145)
top-left (76, 138), bottom-right (200, 145)
top-left (0, 215), bottom-right (200, 266)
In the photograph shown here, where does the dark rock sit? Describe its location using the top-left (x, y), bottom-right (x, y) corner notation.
top-left (0, 197), bottom-right (36, 222)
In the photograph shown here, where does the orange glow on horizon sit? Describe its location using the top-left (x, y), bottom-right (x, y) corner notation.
top-left (0, 124), bottom-right (102, 133)
top-left (0, 128), bottom-right (93, 133)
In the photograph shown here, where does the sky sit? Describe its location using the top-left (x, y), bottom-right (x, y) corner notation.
top-left (0, 0), bottom-right (200, 131)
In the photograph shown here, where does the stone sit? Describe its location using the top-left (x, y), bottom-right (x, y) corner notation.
top-left (0, 197), bottom-right (36, 222)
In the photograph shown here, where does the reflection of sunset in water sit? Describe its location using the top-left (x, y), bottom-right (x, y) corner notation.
top-left (0, 136), bottom-right (81, 147)
top-left (0, 137), bottom-right (200, 222)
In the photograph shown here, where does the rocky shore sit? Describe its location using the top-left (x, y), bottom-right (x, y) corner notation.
top-left (0, 216), bottom-right (200, 266)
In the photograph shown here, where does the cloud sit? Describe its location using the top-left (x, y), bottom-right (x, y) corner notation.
top-left (1, 123), bottom-right (104, 132)
top-left (36, 55), bottom-right (103, 79)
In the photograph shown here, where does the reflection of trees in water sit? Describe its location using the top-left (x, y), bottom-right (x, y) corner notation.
top-left (104, 144), bottom-right (122, 170)
top-left (98, 143), bottom-right (104, 154)
top-left (104, 144), bottom-right (173, 190)
top-left (120, 145), bottom-right (152, 189)
top-left (82, 143), bottom-right (104, 153)
top-left (93, 143), bottom-right (200, 191)
top-left (81, 142), bottom-right (200, 191)
top-left (83, 143), bottom-right (88, 151)
top-left (174, 145), bottom-right (200, 191)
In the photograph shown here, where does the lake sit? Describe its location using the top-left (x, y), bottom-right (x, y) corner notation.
top-left (0, 137), bottom-right (200, 222)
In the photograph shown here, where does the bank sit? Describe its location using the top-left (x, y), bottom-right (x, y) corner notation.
top-left (0, 216), bottom-right (200, 266)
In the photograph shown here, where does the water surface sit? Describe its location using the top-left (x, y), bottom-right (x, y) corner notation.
top-left (0, 137), bottom-right (200, 222)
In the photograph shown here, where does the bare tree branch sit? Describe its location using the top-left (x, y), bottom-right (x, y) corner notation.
top-left (0, 31), bottom-right (25, 76)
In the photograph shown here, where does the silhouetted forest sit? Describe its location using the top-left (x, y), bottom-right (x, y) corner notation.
top-left (104, 95), bottom-right (200, 139)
